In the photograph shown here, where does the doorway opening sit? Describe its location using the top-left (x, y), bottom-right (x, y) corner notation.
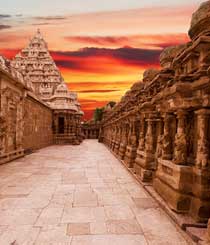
top-left (58, 117), bottom-right (65, 134)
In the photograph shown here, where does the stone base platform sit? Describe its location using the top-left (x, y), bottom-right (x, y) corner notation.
top-left (134, 150), bottom-right (156, 182)
top-left (124, 145), bottom-right (137, 168)
top-left (154, 159), bottom-right (193, 213)
top-left (118, 143), bottom-right (127, 160)
top-left (0, 149), bottom-right (24, 165)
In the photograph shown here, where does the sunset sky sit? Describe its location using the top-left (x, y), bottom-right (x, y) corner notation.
top-left (0, 0), bottom-right (203, 119)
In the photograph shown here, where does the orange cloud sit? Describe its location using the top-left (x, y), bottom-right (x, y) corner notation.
top-left (0, 2), bottom-right (197, 120)
top-left (64, 33), bottom-right (189, 49)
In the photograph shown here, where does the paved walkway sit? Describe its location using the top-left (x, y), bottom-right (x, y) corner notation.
top-left (0, 140), bottom-right (190, 245)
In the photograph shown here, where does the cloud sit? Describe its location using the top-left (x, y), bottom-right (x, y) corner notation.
top-left (77, 89), bottom-right (119, 93)
top-left (0, 25), bottom-right (12, 30)
top-left (32, 22), bottom-right (52, 26)
top-left (34, 16), bottom-right (67, 21)
top-left (79, 98), bottom-right (110, 120)
top-left (51, 46), bottom-right (161, 73)
top-left (65, 36), bottom-right (129, 46)
top-left (64, 33), bottom-right (189, 49)
top-left (0, 14), bottom-right (11, 18)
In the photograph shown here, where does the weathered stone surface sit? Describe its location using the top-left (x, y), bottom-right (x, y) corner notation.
top-left (0, 30), bottom-right (83, 159)
top-left (0, 140), bottom-right (188, 244)
top-left (100, 0), bottom-right (210, 224)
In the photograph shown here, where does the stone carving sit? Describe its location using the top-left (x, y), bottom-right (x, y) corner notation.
top-left (10, 30), bottom-right (83, 145)
top-left (197, 138), bottom-right (209, 168)
top-left (101, 1), bottom-right (210, 223)
top-left (0, 56), bottom-right (9, 72)
top-left (162, 133), bottom-right (172, 159)
top-left (156, 135), bottom-right (164, 158)
top-left (174, 133), bottom-right (187, 165)
top-left (138, 132), bottom-right (145, 151)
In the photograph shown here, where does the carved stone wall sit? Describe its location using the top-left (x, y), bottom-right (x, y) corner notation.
top-left (100, 1), bottom-right (210, 224)
top-left (0, 67), bottom-right (25, 163)
top-left (0, 66), bottom-right (54, 163)
top-left (23, 95), bottom-right (53, 152)
top-left (82, 122), bottom-right (100, 139)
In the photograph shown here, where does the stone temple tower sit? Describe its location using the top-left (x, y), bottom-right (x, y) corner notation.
top-left (11, 29), bottom-right (84, 145)
top-left (11, 29), bottom-right (62, 101)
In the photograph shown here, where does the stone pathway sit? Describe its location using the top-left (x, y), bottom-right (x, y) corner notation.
top-left (0, 140), bottom-right (191, 245)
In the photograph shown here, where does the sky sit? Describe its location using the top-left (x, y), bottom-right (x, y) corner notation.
top-left (0, 0), bottom-right (203, 120)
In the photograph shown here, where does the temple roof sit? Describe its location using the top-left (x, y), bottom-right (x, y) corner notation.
top-left (10, 30), bottom-right (84, 116)
top-left (189, 1), bottom-right (210, 40)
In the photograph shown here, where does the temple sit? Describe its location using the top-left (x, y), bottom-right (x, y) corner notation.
top-left (11, 30), bottom-right (84, 145)
top-left (0, 30), bottom-right (83, 164)
top-left (1, 1), bottom-right (210, 242)
top-left (99, 1), bottom-right (210, 241)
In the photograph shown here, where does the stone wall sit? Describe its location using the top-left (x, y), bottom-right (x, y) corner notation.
top-left (23, 94), bottom-right (53, 153)
top-left (0, 67), bottom-right (25, 164)
top-left (100, 1), bottom-right (210, 224)
top-left (82, 122), bottom-right (100, 139)
top-left (0, 61), bottom-right (53, 164)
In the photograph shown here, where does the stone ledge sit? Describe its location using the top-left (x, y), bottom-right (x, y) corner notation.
top-left (0, 149), bottom-right (24, 165)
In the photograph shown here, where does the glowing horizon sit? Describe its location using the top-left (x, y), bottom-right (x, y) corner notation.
top-left (0, 1), bottom-right (202, 119)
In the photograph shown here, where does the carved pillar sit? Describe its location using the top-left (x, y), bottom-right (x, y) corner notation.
top-left (114, 124), bottom-right (121, 155)
top-left (173, 110), bottom-right (188, 165)
top-left (124, 118), bottom-right (138, 168)
top-left (154, 111), bottom-right (193, 213)
top-left (155, 118), bottom-right (164, 160)
top-left (111, 126), bottom-right (117, 150)
top-left (162, 113), bottom-right (173, 160)
top-left (145, 119), bottom-right (155, 154)
top-left (134, 115), bottom-right (145, 177)
top-left (134, 113), bottom-right (158, 182)
top-left (119, 121), bottom-right (128, 160)
top-left (195, 109), bottom-right (210, 169)
top-left (190, 109), bottom-right (210, 222)
top-left (138, 115), bottom-right (146, 151)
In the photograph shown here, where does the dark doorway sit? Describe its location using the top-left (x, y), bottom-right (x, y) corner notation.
top-left (58, 117), bottom-right (65, 134)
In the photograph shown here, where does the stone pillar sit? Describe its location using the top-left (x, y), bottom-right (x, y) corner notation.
top-left (190, 109), bottom-right (210, 222)
top-left (114, 125), bottom-right (121, 155)
top-left (134, 115), bottom-right (145, 176)
top-left (155, 118), bottom-right (164, 160)
top-left (145, 119), bottom-right (155, 155)
top-left (162, 113), bottom-right (173, 160)
top-left (111, 126), bottom-right (117, 151)
top-left (124, 118), bottom-right (138, 168)
top-left (119, 122), bottom-right (128, 160)
top-left (154, 112), bottom-right (193, 213)
top-left (134, 114), bottom-right (157, 182)
top-left (173, 110), bottom-right (188, 165)
top-left (195, 109), bottom-right (209, 169)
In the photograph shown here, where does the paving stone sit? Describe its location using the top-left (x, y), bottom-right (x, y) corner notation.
top-left (0, 140), bottom-right (189, 244)
top-left (67, 223), bottom-right (90, 235)
top-left (106, 219), bottom-right (143, 234)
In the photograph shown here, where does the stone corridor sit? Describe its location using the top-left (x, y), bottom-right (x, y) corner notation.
top-left (0, 140), bottom-right (191, 244)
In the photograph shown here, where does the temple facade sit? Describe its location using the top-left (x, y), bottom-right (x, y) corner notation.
top-left (0, 30), bottom-right (83, 164)
top-left (1, 1), bottom-right (210, 242)
top-left (100, 1), bottom-right (210, 234)
top-left (11, 30), bottom-right (83, 145)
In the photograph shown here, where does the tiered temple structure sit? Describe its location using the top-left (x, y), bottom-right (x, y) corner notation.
top-left (99, 1), bottom-right (210, 240)
top-left (11, 30), bottom-right (83, 145)
top-left (0, 30), bottom-right (83, 164)
top-left (1, 1), bottom-right (210, 242)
